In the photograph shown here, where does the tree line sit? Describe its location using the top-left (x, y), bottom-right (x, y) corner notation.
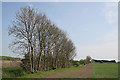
top-left (8, 6), bottom-right (76, 73)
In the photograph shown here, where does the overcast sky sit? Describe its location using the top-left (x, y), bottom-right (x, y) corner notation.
top-left (1, 2), bottom-right (118, 61)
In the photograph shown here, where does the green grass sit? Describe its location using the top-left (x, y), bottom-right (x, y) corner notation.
top-left (19, 65), bottom-right (84, 78)
top-left (2, 66), bottom-right (25, 78)
top-left (90, 63), bottom-right (118, 78)
top-left (119, 63), bottom-right (120, 78)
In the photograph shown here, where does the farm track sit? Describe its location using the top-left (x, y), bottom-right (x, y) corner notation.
top-left (43, 63), bottom-right (93, 78)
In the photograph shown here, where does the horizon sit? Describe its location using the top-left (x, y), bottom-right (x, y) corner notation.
top-left (0, 56), bottom-right (118, 62)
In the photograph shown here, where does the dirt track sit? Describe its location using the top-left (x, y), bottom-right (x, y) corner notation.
top-left (43, 63), bottom-right (93, 78)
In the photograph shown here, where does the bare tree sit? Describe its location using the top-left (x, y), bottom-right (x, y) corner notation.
top-left (9, 6), bottom-right (76, 73)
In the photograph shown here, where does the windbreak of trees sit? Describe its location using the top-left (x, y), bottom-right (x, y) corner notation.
top-left (8, 6), bottom-right (76, 73)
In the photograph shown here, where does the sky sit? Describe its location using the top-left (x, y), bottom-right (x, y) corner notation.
top-left (1, 2), bottom-right (118, 61)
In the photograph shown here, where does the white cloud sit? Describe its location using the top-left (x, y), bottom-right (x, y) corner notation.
top-left (103, 2), bottom-right (118, 24)
top-left (75, 41), bottom-right (118, 61)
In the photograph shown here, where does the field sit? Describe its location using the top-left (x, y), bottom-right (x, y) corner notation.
top-left (0, 56), bottom-right (21, 61)
top-left (118, 63), bottom-right (120, 78)
top-left (90, 63), bottom-right (118, 78)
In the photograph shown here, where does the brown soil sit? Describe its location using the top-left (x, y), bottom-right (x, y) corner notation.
top-left (43, 63), bottom-right (93, 78)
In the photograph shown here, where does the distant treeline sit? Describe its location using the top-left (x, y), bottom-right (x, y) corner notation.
top-left (93, 59), bottom-right (116, 63)
top-left (0, 56), bottom-right (21, 61)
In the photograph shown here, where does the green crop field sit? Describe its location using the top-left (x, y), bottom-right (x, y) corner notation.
top-left (90, 63), bottom-right (118, 78)
top-left (119, 63), bottom-right (120, 78)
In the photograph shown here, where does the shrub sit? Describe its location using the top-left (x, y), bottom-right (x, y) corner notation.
top-left (72, 61), bottom-right (80, 67)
